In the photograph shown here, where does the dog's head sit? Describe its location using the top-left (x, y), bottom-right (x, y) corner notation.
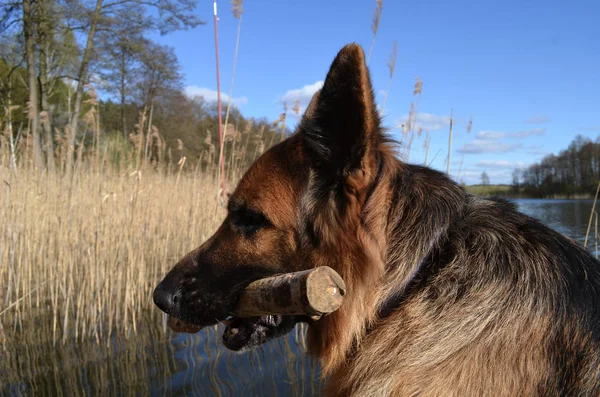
top-left (153, 43), bottom-right (389, 355)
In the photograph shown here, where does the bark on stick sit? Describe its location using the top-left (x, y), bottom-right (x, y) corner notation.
top-left (233, 266), bottom-right (346, 318)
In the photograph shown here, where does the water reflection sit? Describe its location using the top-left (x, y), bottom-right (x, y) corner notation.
top-left (1, 312), bottom-right (322, 396)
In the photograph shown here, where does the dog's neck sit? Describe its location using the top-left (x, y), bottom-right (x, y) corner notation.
top-left (373, 161), bottom-right (467, 324)
top-left (375, 227), bottom-right (447, 322)
top-left (307, 152), bottom-right (468, 375)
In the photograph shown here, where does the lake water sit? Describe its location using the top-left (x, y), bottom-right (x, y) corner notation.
top-left (515, 198), bottom-right (597, 249)
top-left (2, 198), bottom-right (598, 396)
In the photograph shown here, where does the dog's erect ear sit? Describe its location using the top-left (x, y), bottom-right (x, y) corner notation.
top-left (300, 43), bottom-right (382, 195)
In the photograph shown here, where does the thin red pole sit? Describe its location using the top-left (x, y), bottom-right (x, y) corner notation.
top-left (213, 0), bottom-right (226, 198)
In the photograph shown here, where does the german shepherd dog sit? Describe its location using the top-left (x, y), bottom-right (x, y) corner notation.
top-left (153, 43), bottom-right (600, 396)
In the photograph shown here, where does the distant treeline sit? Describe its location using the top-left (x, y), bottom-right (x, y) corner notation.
top-left (517, 134), bottom-right (600, 198)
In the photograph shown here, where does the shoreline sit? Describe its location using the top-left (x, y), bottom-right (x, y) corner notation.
top-left (464, 185), bottom-right (594, 200)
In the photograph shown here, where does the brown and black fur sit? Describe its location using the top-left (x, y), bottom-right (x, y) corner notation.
top-left (153, 43), bottom-right (600, 396)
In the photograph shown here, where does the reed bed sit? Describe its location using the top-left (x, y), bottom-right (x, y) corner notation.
top-left (0, 148), bottom-right (227, 347)
top-left (0, 80), bottom-right (318, 393)
top-left (0, 137), bottom-right (321, 395)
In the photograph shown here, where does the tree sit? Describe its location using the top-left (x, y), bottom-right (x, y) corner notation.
top-left (511, 168), bottom-right (521, 194)
top-left (36, 0), bottom-right (81, 170)
top-left (0, 36), bottom-right (27, 131)
top-left (134, 40), bottom-right (182, 163)
top-left (167, 95), bottom-right (279, 170)
top-left (96, 12), bottom-right (146, 138)
top-left (64, 0), bottom-right (205, 172)
top-left (0, 0), bottom-right (83, 171)
top-left (481, 171), bottom-right (490, 186)
top-left (512, 168), bottom-right (520, 187)
top-left (64, 0), bottom-right (104, 173)
top-left (22, 0), bottom-right (45, 169)
top-left (520, 134), bottom-right (600, 198)
top-left (37, 0), bottom-right (59, 170)
top-left (0, 37), bottom-right (26, 171)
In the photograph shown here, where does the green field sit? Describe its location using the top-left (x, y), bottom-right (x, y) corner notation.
top-left (464, 184), bottom-right (517, 197)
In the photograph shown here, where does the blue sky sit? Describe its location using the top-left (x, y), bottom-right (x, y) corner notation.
top-left (148, 0), bottom-right (600, 185)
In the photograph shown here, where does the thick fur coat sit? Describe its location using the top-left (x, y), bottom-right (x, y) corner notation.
top-left (154, 43), bottom-right (600, 396)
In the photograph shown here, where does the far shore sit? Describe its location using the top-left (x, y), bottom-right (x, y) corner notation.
top-left (464, 184), bottom-right (595, 200)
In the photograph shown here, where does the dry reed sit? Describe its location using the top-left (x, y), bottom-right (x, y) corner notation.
top-left (0, 126), bottom-right (229, 347)
top-left (446, 109), bottom-right (454, 175)
top-left (222, 0), bottom-right (244, 187)
top-left (366, 0), bottom-right (383, 65)
top-left (584, 179), bottom-right (600, 248)
top-left (380, 39), bottom-right (397, 114)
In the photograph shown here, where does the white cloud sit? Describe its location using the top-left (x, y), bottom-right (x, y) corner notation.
top-left (460, 170), bottom-right (509, 178)
top-left (280, 81), bottom-right (323, 103)
top-left (476, 131), bottom-right (505, 140)
top-left (522, 145), bottom-right (549, 156)
top-left (527, 150), bottom-right (551, 156)
top-left (475, 160), bottom-right (527, 169)
top-left (185, 86), bottom-right (248, 105)
top-left (509, 128), bottom-right (545, 138)
top-left (395, 112), bottom-right (452, 132)
top-left (458, 169), bottom-right (513, 185)
top-left (457, 139), bottom-right (522, 154)
top-left (465, 128), bottom-right (545, 141)
top-left (524, 115), bottom-right (551, 124)
top-left (278, 80), bottom-right (324, 117)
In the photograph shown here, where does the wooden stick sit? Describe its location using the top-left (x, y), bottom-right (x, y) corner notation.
top-left (232, 266), bottom-right (346, 319)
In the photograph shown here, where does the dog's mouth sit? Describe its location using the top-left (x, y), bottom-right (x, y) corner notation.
top-left (221, 315), bottom-right (288, 351)
top-left (166, 313), bottom-right (295, 351)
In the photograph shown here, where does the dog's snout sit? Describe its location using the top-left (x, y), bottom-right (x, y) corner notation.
top-left (153, 282), bottom-right (178, 314)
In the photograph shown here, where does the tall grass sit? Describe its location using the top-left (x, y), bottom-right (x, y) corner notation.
top-left (0, 149), bottom-right (228, 347)
top-left (366, 0), bottom-right (383, 65)
top-left (584, 179), bottom-right (600, 249)
top-left (380, 39), bottom-right (397, 115)
top-left (0, 92), bottom-right (265, 349)
top-left (0, 91), bottom-right (321, 394)
top-left (446, 109), bottom-right (454, 175)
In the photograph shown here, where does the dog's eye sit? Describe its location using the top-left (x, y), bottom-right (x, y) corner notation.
top-left (230, 209), bottom-right (270, 236)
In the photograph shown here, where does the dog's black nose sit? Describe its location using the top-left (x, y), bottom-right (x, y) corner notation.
top-left (153, 283), bottom-right (177, 313)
